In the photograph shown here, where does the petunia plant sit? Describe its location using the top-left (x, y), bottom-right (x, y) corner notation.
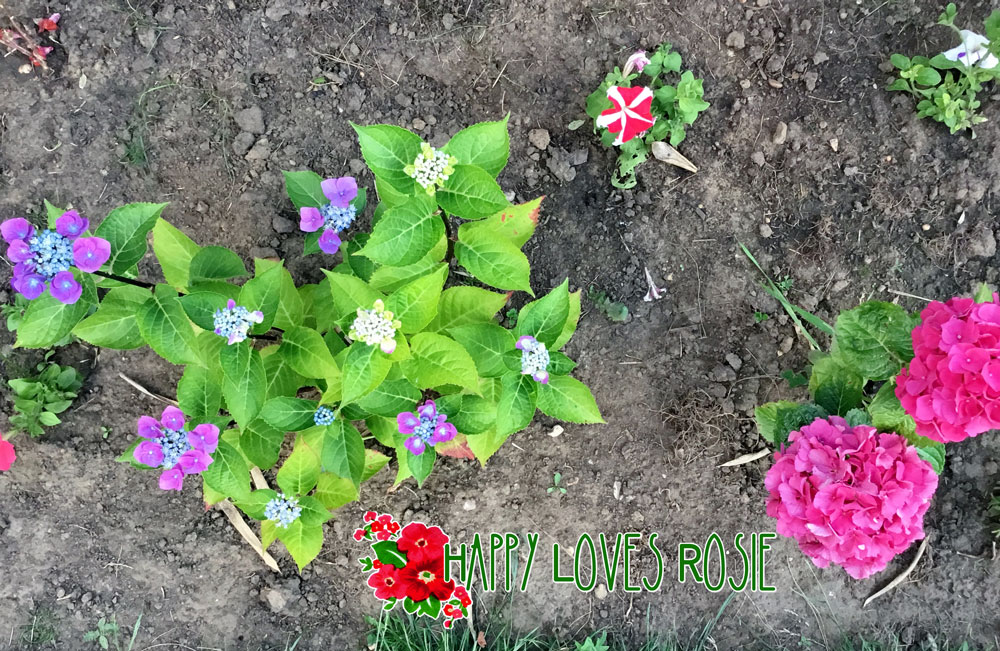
top-left (586, 42), bottom-right (709, 188)
top-left (3, 117), bottom-right (603, 570)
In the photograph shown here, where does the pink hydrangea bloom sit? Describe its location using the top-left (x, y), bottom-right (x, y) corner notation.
top-left (896, 295), bottom-right (1000, 443)
top-left (764, 416), bottom-right (937, 580)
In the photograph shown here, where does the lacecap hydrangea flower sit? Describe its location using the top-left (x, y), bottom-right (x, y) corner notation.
top-left (213, 299), bottom-right (264, 345)
top-left (133, 406), bottom-right (219, 491)
top-left (349, 299), bottom-right (401, 354)
top-left (397, 400), bottom-right (458, 456)
top-left (764, 416), bottom-right (938, 580)
top-left (896, 296), bottom-right (1000, 443)
top-left (405, 143), bottom-right (457, 194)
top-left (596, 85), bottom-right (656, 146)
top-left (2, 212), bottom-right (110, 304)
top-left (313, 406), bottom-right (335, 426)
top-left (516, 335), bottom-right (550, 384)
top-left (299, 176), bottom-right (359, 255)
top-left (265, 492), bottom-right (302, 528)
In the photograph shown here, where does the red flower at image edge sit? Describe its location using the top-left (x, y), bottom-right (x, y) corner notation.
top-left (399, 556), bottom-right (455, 602)
top-left (0, 439), bottom-right (15, 471)
top-left (397, 522), bottom-right (449, 562)
top-left (368, 564), bottom-right (408, 601)
top-left (596, 85), bottom-right (656, 146)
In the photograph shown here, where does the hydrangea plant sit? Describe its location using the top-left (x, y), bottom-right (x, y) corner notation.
top-left (3, 117), bottom-right (603, 570)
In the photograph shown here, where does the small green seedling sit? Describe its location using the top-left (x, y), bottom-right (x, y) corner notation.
top-left (753, 311), bottom-right (769, 323)
top-left (7, 352), bottom-right (83, 437)
top-left (547, 472), bottom-right (567, 495)
top-left (587, 287), bottom-right (628, 322)
top-left (575, 632), bottom-right (610, 651)
top-left (83, 613), bottom-right (142, 651)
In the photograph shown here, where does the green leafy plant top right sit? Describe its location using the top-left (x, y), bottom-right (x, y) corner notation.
top-left (888, 3), bottom-right (1000, 134)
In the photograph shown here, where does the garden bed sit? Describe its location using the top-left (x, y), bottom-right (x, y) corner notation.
top-left (3, 0), bottom-right (1000, 648)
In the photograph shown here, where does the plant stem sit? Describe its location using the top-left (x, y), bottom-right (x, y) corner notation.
top-left (92, 270), bottom-right (155, 289)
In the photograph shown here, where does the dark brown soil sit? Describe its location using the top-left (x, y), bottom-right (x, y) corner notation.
top-left (3, 0), bottom-right (1000, 648)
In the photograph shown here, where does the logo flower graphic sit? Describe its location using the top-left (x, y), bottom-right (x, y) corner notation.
top-left (595, 85), bottom-right (656, 146)
top-left (356, 512), bottom-right (470, 629)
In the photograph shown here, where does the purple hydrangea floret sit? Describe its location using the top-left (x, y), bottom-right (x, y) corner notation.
top-left (213, 299), bottom-right (265, 345)
top-left (516, 335), bottom-right (550, 384)
top-left (397, 400), bottom-right (458, 456)
top-left (133, 406), bottom-right (219, 491)
top-left (298, 176), bottom-right (359, 255)
top-left (2, 211), bottom-right (111, 304)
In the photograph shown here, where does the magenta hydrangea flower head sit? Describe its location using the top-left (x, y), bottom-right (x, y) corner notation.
top-left (213, 299), bottom-right (264, 345)
top-left (896, 295), bottom-right (1000, 443)
top-left (397, 400), bottom-right (458, 456)
top-left (516, 335), bottom-right (550, 384)
top-left (298, 176), bottom-right (359, 255)
top-left (764, 416), bottom-right (938, 580)
top-left (2, 211), bottom-right (110, 304)
top-left (133, 406), bottom-right (219, 491)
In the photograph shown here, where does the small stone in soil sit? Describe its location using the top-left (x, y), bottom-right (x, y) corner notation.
top-left (528, 128), bottom-right (550, 150)
top-left (235, 106), bottom-right (265, 134)
top-left (772, 122), bottom-right (788, 145)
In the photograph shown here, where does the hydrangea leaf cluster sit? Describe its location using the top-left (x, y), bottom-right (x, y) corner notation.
top-left (765, 416), bottom-right (938, 579)
top-left (585, 41), bottom-right (709, 188)
top-left (9, 119), bottom-right (603, 571)
top-left (356, 514), bottom-right (470, 629)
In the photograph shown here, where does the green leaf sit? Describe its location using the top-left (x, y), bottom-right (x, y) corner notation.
top-left (536, 375), bottom-right (603, 424)
top-left (220, 341), bottom-right (267, 429)
top-left (516, 279), bottom-right (570, 346)
top-left (844, 408), bottom-right (871, 427)
top-left (405, 332), bottom-right (480, 392)
top-left (279, 520), bottom-right (324, 571)
top-left (426, 286), bottom-right (509, 332)
top-left (497, 373), bottom-right (538, 436)
top-left (189, 246), bottom-right (249, 282)
top-left (297, 495), bottom-right (332, 527)
top-left (437, 165), bottom-right (510, 220)
top-left (466, 427), bottom-right (511, 466)
top-left (455, 227), bottom-right (532, 293)
top-left (72, 285), bottom-right (148, 349)
top-left (808, 356), bottom-right (864, 416)
top-left (179, 291), bottom-right (230, 331)
top-left (553, 290), bottom-right (582, 350)
top-left (359, 194), bottom-right (442, 266)
top-left (261, 397), bottom-right (319, 431)
top-left (261, 346), bottom-right (307, 400)
top-left (202, 440), bottom-right (251, 501)
top-left (279, 326), bottom-right (341, 378)
top-left (442, 116), bottom-right (510, 177)
top-left (460, 196), bottom-right (542, 248)
top-left (282, 170), bottom-right (327, 209)
top-left (314, 472), bottom-right (359, 510)
top-left (236, 488), bottom-right (278, 520)
top-left (356, 379), bottom-right (422, 417)
top-left (831, 301), bottom-right (916, 381)
top-left (352, 123), bottom-right (424, 193)
top-left (240, 418), bottom-right (285, 470)
top-left (344, 234), bottom-right (376, 282)
top-left (890, 53), bottom-right (911, 71)
top-left (754, 400), bottom-right (800, 445)
top-left (136, 284), bottom-right (201, 365)
top-left (321, 270), bottom-right (385, 326)
top-left (448, 323), bottom-right (515, 378)
top-left (152, 218), bottom-right (200, 291)
top-left (406, 447), bottom-right (435, 487)
top-left (15, 273), bottom-right (95, 348)
top-left (449, 395), bottom-right (497, 434)
top-left (974, 282), bottom-right (993, 303)
top-left (238, 261), bottom-right (283, 333)
top-left (363, 449), bottom-right (391, 481)
top-left (341, 342), bottom-right (393, 405)
top-left (418, 596), bottom-right (442, 618)
top-left (372, 540), bottom-right (408, 568)
top-left (322, 420), bottom-right (366, 487)
top-left (385, 266), bottom-right (447, 333)
top-left (255, 259), bottom-right (304, 330)
top-left (913, 440), bottom-right (946, 475)
top-left (177, 364), bottom-right (222, 421)
top-left (868, 380), bottom-right (917, 439)
top-left (277, 437), bottom-right (322, 495)
top-left (38, 411), bottom-right (61, 426)
top-left (94, 202), bottom-right (168, 274)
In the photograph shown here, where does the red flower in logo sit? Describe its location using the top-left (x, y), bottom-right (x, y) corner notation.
top-left (397, 522), bottom-right (448, 562)
top-left (399, 556), bottom-right (455, 602)
top-left (596, 85), bottom-right (656, 146)
top-left (453, 585), bottom-right (472, 608)
top-left (367, 564), bottom-right (408, 600)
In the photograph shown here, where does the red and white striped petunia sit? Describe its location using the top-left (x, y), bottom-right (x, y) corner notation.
top-left (596, 85), bottom-right (656, 146)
